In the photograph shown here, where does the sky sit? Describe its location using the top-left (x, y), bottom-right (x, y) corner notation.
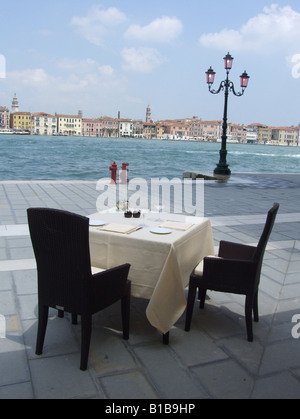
top-left (0, 0), bottom-right (300, 127)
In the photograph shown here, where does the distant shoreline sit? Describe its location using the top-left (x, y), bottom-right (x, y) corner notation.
top-left (0, 133), bottom-right (299, 148)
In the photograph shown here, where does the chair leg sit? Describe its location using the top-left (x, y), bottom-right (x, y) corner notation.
top-left (245, 295), bottom-right (254, 342)
top-left (72, 314), bottom-right (78, 325)
top-left (163, 332), bottom-right (169, 345)
top-left (36, 305), bottom-right (49, 355)
top-left (199, 288), bottom-right (207, 309)
top-left (58, 310), bottom-right (64, 318)
top-left (185, 279), bottom-right (198, 332)
top-left (80, 314), bottom-right (92, 371)
top-left (253, 292), bottom-right (259, 323)
top-left (121, 281), bottom-right (131, 341)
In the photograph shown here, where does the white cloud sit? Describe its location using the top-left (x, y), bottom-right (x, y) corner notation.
top-left (8, 60), bottom-right (116, 92)
top-left (199, 4), bottom-right (300, 52)
top-left (58, 58), bottom-right (115, 78)
top-left (5, 58), bottom-right (123, 113)
top-left (125, 16), bottom-right (183, 43)
top-left (121, 47), bottom-right (165, 73)
top-left (55, 58), bottom-right (118, 92)
top-left (58, 58), bottom-right (97, 73)
top-left (8, 68), bottom-right (49, 85)
top-left (71, 6), bottom-right (127, 46)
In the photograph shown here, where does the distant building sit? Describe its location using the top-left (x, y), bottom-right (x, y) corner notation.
top-left (132, 120), bottom-right (144, 138)
top-left (143, 121), bottom-right (156, 139)
top-left (271, 127), bottom-right (300, 146)
top-left (146, 105), bottom-right (152, 123)
top-left (82, 118), bottom-right (102, 137)
top-left (187, 117), bottom-right (202, 140)
top-left (244, 128), bottom-right (258, 144)
top-left (11, 94), bottom-right (19, 113)
top-left (32, 112), bottom-right (57, 136)
top-left (228, 123), bottom-right (247, 143)
top-left (248, 123), bottom-right (272, 144)
top-left (162, 122), bottom-right (190, 140)
top-left (155, 123), bottom-right (165, 139)
top-left (56, 114), bottom-right (82, 136)
top-left (199, 120), bottom-right (222, 141)
top-left (100, 116), bottom-right (119, 137)
top-left (0, 106), bottom-right (10, 128)
top-left (10, 112), bottom-right (33, 132)
top-left (119, 119), bottom-right (133, 137)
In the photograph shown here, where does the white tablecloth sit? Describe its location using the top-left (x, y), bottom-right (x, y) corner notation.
top-left (89, 213), bottom-right (214, 334)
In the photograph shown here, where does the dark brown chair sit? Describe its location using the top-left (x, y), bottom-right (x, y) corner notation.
top-left (185, 203), bottom-right (279, 342)
top-left (27, 208), bottom-right (131, 371)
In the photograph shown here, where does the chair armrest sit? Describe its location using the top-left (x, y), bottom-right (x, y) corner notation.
top-left (202, 256), bottom-right (257, 294)
top-left (218, 240), bottom-right (256, 260)
top-left (92, 263), bottom-right (130, 281)
top-left (91, 264), bottom-right (131, 311)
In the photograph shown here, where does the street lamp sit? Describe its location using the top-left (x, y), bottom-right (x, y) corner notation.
top-left (206, 53), bottom-right (250, 176)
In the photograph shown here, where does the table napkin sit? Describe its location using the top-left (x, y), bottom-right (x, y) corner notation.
top-left (159, 221), bottom-right (193, 231)
top-left (99, 223), bottom-right (137, 234)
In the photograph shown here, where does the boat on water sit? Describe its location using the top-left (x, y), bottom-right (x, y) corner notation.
top-left (0, 129), bottom-right (30, 135)
top-left (0, 129), bottom-right (14, 135)
top-left (216, 135), bottom-right (239, 144)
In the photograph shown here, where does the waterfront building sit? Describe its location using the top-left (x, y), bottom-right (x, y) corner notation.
top-left (32, 112), bottom-right (57, 136)
top-left (2, 95), bottom-right (300, 145)
top-left (132, 120), bottom-right (144, 138)
top-left (244, 128), bottom-right (258, 144)
top-left (199, 120), bottom-right (222, 141)
top-left (10, 112), bottom-right (33, 132)
top-left (155, 123), bottom-right (165, 139)
top-left (271, 127), bottom-right (300, 146)
top-left (228, 123), bottom-right (247, 143)
top-left (162, 122), bottom-right (190, 140)
top-left (100, 116), bottom-right (119, 137)
top-left (248, 124), bottom-right (272, 144)
top-left (56, 114), bottom-right (82, 136)
top-left (187, 117), bottom-right (203, 140)
top-left (0, 106), bottom-right (10, 128)
top-left (119, 119), bottom-right (133, 137)
top-left (143, 121), bottom-right (156, 139)
top-left (82, 118), bottom-right (102, 137)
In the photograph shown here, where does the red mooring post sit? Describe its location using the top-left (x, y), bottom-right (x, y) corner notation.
top-left (120, 163), bottom-right (129, 184)
top-left (109, 162), bottom-right (118, 184)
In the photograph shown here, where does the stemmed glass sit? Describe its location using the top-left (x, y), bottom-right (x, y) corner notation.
top-left (139, 211), bottom-right (148, 228)
top-left (155, 205), bottom-right (164, 222)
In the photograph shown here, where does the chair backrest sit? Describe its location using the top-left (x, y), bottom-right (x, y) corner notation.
top-left (27, 208), bottom-right (92, 314)
top-left (253, 203), bottom-right (279, 274)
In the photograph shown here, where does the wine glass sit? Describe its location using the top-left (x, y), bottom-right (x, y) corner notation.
top-left (155, 205), bottom-right (165, 222)
top-left (139, 211), bottom-right (148, 228)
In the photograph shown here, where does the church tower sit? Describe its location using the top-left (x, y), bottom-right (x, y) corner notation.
top-left (146, 105), bottom-right (151, 123)
top-left (11, 94), bottom-right (19, 113)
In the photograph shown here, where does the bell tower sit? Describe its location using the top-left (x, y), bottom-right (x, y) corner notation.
top-left (146, 105), bottom-right (151, 123)
top-left (12, 93), bottom-right (19, 113)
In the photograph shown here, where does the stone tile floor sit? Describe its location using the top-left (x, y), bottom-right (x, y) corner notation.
top-left (0, 174), bottom-right (299, 399)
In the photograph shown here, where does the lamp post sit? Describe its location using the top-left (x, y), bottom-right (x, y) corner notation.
top-left (206, 53), bottom-right (250, 176)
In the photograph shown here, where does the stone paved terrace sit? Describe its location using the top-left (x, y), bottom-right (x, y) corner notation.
top-left (0, 173), bottom-right (300, 399)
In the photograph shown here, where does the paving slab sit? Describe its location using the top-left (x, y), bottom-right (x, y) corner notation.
top-left (0, 174), bottom-right (300, 399)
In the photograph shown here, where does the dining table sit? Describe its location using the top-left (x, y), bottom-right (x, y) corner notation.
top-left (88, 211), bottom-right (215, 339)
